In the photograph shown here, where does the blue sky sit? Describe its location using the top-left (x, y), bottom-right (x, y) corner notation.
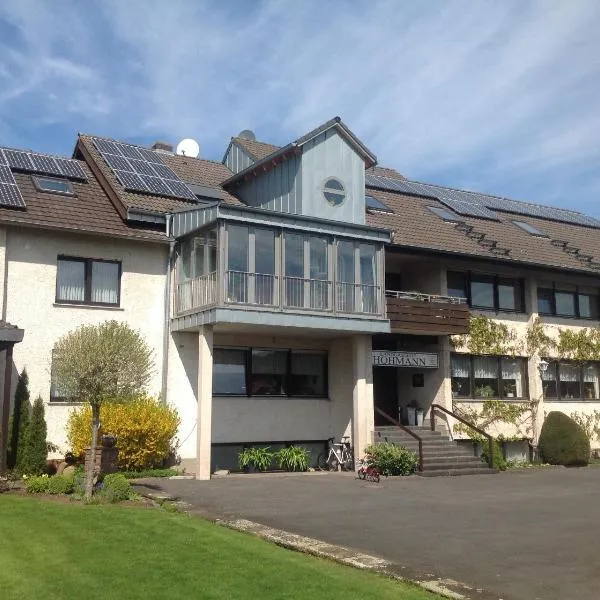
top-left (1, 0), bottom-right (599, 216)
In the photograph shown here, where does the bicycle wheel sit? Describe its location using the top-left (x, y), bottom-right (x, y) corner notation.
top-left (317, 453), bottom-right (329, 471)
top-left (343, 454), bottom-right (354, 472)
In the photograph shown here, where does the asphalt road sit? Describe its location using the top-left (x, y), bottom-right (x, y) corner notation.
top-left (143, 468), bottom-right (600, 600)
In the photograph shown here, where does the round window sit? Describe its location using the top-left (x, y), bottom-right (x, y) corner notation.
top-left (323, 177), bottom-right (345, 206)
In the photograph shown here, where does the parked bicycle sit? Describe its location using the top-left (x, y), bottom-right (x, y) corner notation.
top-left (357, 455), bottom-right (380, 483)
top-left (317, 437), bottom-right (354, 471)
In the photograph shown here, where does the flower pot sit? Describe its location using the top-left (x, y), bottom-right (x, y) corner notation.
top-left (416, 409), bottom-right (424, 427)
top-left (406, 407), bottom-right (417, 426)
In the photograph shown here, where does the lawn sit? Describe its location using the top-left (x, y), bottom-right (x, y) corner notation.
top-left (0, 496), bottom-right (440, 600)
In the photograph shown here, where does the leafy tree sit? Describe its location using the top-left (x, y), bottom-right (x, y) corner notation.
top-left (19, 396), bottom-right (47, 475)
top-left (52, 320), bottom-right (154, 498)
top-left (8, 368), bottom-right (30, 469)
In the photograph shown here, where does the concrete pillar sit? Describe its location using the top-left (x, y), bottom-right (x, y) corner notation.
top-left (352, 334), bottom-right (374, 467)
top-left (196, 326), bottom-right (213, 480)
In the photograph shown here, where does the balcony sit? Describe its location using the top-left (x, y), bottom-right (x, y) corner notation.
top-left (386, 290), bottom-right (470, 335)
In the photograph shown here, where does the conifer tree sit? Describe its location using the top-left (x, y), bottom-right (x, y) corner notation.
top-left (8, 369), bottom-right (29, 469)
top-left (19, 396), bottom-right (47, 475)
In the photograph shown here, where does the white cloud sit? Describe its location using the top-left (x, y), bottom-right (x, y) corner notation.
top-left (0, 0), bottom-right (598, 213)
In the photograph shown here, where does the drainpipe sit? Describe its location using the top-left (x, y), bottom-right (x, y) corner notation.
top-left (161, 216), bottom-right (175, 402)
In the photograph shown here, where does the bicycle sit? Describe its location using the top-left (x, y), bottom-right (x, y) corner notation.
top-left (357, 455), bottom-right (380, 483)
top-left (317, 437), bottom-right (354, 471)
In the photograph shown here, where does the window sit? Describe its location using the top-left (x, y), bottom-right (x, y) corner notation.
top-left (359, 244), bottom-right (378, 313)
top-left (542, 361), bottom-right (600, 400)
top-left (512, 221), bottom-right (546, 236)
top-left (448, 271), bottom-right (524, 312)
top-left (309, 236), bottom-right (329, 310)
top-left (451, 354), bottom-right (528, 399)
top-left (56, 257), bottom-right (120, 306)
top-left (337, 240), bottom-right (355, 312)
top-left (323, 178), bottom-right (345, 206)
top-left (285, 232), bottom-right (305, 308)
top-left (227, 224), bottom-right (249, 302)
top-left (366, 195), bottom-right (393, 213)
top-left (33, 176), bottom-right (73, 195)
top-left (254, 228), bottom-right (275, 305)
top-left (50, 349), bottom-right (74, 403)
top-left (213, 347), bottom-right (328, 398)
top-left (428, 206), bottom-right (462, 223)
top-left (537, 284), bottom-right (599, 319)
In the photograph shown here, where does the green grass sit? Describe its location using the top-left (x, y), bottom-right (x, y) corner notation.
top-left (0, 496), bottom-right (440, 600)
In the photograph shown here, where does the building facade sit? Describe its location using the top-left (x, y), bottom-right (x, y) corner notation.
top-left (0, 116), bottom-right (599, 478)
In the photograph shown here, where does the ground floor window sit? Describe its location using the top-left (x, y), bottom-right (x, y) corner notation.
top-left (451, 354), bottom-right (528, 399)
top-left (541, 361), bottom-right (599, 400)
top-left (213, 347), bottom-right (328, 398)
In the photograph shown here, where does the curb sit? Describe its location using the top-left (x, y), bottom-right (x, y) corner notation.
top-left (217, 517), bottom-right (501, 600)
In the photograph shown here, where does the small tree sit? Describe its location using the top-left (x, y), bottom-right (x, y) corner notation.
top-left (15, 396), bottom-right (30, 472)
top-left (52, 321), bottom-right (154, 499)
top-left (19, 396), bottom-right (47, 475)
top-left (8, 368), bottom-right (30, 469)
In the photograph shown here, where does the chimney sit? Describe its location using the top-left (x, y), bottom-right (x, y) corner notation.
top-left (150, 141), bottom-right (174, 154)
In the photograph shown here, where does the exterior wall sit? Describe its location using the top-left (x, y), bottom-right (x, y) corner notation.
top-left (224, 142), bottom-right (254, 174)
top-left (301, 130), bottom-right (365, 225)
top-left (4, 227), bottom-right (168, 454)
top-left (234, 153), bottom-right (302, 214)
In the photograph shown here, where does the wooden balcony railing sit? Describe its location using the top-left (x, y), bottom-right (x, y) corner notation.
top-left (386, 290), bottom-right (470, 335)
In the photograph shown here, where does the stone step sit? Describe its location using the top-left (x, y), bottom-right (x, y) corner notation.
top-left (418, 467), bottom-right (498, 477)
top-left (422, 455), bottom-right (482, 465)
top-left (375, 428), bottom-right (446, 438)
top-left (377, 439), bottom-right (469, 452)
top-left (422, 459), bottom-right (488, 470)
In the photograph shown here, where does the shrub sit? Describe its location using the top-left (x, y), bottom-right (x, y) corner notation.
top-left (275, 446), bottom-right (310, 472)
top-left (19, 397), bottom-right (47, 476)
top-left (24, 475), bottom-right (50, 494)
top-left (67, 396), bottom-right (179, 470)
top-left (364, 442), bottom-right (418, 476)
top-left (238, 447), bottom-right (273, 472)
top-left (480, 439), bottom-right (507, 471)
top-left (46, 474), bottom-right (74, 495)
top-left (101, 473), bottom-right (133, 502)
top-left (8, 369), bottom-right (30, 469)
top-left (539, 411), bottom-right (590, 467)
top-left (120, 468), bottom-right (180, 479)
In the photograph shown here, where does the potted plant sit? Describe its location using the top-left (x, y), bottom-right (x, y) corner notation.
top-left (474, 385), bottom-right (495, 398)
top-left (406, 401), bottom-right (418, 426)
top-left (275, 445), bottom-right (311, 472)
top-left (238, 446), bottom-right (274, 473)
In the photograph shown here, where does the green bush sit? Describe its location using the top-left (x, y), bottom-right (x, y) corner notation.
top-left (18, 397), bottom-right (47, 476)
top-left (539, 411), bottom-right (590, 466)
top-left (101, 473), bottom-right (133, 502)
top-left (364, 442), bottom-right (418, 476)
top-left (24, 475), bottom-right (50, 494)
top-left (238, 447), bottom-right (273, 472)
top-left (275, 446), bottom-right (310, 472)
top-left (8, 369), bottom-right (30, 469)
top-left (480, 440), bottom-right (507, 471)
top-left (120, 468), bottom-right (180, 479)
top-left (46, 475), bottom-right (74, 495)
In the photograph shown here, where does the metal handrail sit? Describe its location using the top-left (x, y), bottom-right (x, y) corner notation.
top-left (385, 289), bottom-right (467, 305)
top-left (430, 403), bottom-right (494, 468)
top-left (374, 406), bottom-right (423, 472)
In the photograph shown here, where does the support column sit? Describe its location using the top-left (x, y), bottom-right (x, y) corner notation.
top-left (352, 334), bottom-right (374, 467)
top-left (0, 345), bottom-right (13, 473)
top-left (196, 326), bottom-right (213, 480)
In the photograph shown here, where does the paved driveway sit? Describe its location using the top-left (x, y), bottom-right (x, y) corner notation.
top-left (144, 468), bottom-right (600, 600)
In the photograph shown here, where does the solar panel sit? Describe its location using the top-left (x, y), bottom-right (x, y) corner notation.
top-left (92, 137), bottom-right (197, 201)
top-left (4, 149), bottom-right (34, 171)
top-left (436, 196), bottom-right (500, 221)
top-left (0, 182), bottom-right (25, 208)
top-left (0, 150), bottom-right (7, 166)
top-left (0, 165), bottom-right (15, 185)
top-left (30, 153), bottom-right (59, 175)
top-left (0, 147), bottom-right (87, 181)
top-left (54, 158), bottom-right (87, 180)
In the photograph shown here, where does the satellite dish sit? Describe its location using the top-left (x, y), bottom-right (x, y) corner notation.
top-left (238, 129), bottom-right (256, 141)
top-left (176, 138), bottom-right (200, 158)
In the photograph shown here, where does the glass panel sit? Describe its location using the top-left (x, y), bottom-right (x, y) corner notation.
top-left (359, 244), bottom-right (377, 313)
top-left (447, 271), bottom-right (467, 299)
top-left (555, 291), bottom-right (576, 317)
top-left (250, 349), bottom-right (287, 395)
top-left (579, 294), bottom-right (599, 319)
top-left (227, 225), bottom-right (249, 302)
top-left (337, 241), bottom-right (355, 312)
top-left (471, 275), bottom-right (494, 309)
top-left (537, 288), bottom-right (553, 314)
top-left (559, 363), bottom-right (581, 398)
top-left (541, 361), bottom-right (558, 398)
top-left (583, 364), bottom-right (599, 399)
top-left (290, 352), bottom-right (327, 396)
top-left (192, 236), bottom-right (205, 278)
top-left (285, 233), bottom-right (304, 308)
top-left (206, 229), bottom-right (217, 273)
top-left (501, 357), bottom-right (526, 398)
top-left (451, 354), bottom-right (471, 398)
top-left (213, 349), bottom-right (247, 395)
top-left (498, 278), bottom-right (522, 311)
top-left (180, 238), bottom-right (192, 281)
top-left (255, 228), bottom-right (275, 305)
top-left (91, 261), bottom-right (119, 304)
top-left (473, 356), bottom-right (499, 397)
top-left (57, 259), bottom-right (85, 302)
top-left (309, 236), bottom-right (328, 310)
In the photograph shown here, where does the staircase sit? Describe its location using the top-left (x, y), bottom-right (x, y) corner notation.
top-left (375, 425), bottom-right (498, 477)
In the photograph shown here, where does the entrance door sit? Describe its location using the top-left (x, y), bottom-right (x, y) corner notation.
top-left (373, 366), bottom-right (398, 425)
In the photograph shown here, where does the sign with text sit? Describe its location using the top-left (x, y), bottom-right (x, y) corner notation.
top-left (372, 350), bottom-right (439, 369)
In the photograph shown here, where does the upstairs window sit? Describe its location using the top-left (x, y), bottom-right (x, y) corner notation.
top-left (323, 178), bottom-right (345, 206)
top-left (537, 283), bottom-right (599, 319)
top-left (512, 221), bottom-right (546, 236)
top-left (56, 256), bottom-right (121, 306)
top-left (447, 271), bottom-right (524, 312)
top-left (428, 206), bottom-right (462, 223)
top-left (33, 176), bottom-right (74, 195)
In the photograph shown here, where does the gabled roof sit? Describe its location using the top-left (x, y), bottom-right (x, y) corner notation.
top-left (231, 137), bottom-right (280, 161)
top-left (223, 116), bottom-right (377, 187)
